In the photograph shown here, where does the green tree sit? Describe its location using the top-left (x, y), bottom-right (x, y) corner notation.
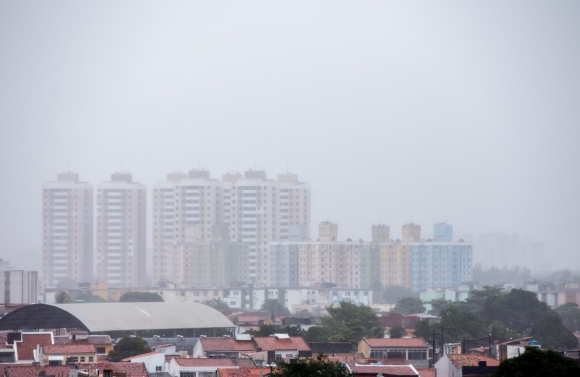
top-left (108, 337), bottom-right (151, 362)
top-left (555, 302), bottom-right (580, 332)
top-left (293, 309), bottom-right (312, 318)
top-left (55, 291), bottom-right (72, 303)
top-left (261, 299), bottom-right (291, 316)
top-left (119, 291), bottom-right (164, 302)
top-left (272, 352), bottom-right (354, 377)
top-left (383, 285), bottom-right (416, 304)
top-left (531, 313), bottom-right (578, 350)
top-left (202, 298), bottom-right (230, 311)
top-left (414, 320), bottom-right (433, 343)
top-left (427, 298), bottom-right (453, 316)
top-left (437, 306), bottom-right (487, 343)
top-left (481, 289), bottom-right (551, 334)
top-left (389, 325), bottom-right (406, 338)
top-left (492, 346), bottom-right (580, 377)
top-left (455, 285), bottom-right (503, 314)
top-left (304, 326), bottom-right (331, 342)
top-left (390, 297), bottom-right (425, 315)
top-left (245, 324), bottom-right (277, 336)
top-left (322, 302), bottom-right (383, 345)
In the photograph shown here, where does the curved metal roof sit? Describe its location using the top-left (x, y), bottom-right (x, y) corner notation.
top-left (0, 302), bottom-right (234, 332)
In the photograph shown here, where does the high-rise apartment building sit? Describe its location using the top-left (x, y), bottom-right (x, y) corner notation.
top-left (95, 173), bottom-right (146, 287)
top-left (152, 170), bottom-right (310, 286)
top-left (0, 259), bottom-right (38, 304)
top-left (42, 173), bottom-right (93, 288)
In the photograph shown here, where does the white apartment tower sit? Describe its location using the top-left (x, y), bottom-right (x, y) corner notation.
top-left (42, 173), bottom-right (93, 288)
top-left (152, 170), bottom-right (311, 285)
top-left (96, 173), bottom-right (146, 287)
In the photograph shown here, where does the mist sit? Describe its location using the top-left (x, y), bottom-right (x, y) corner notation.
top-left (1, 1), bottom-right (579, 271)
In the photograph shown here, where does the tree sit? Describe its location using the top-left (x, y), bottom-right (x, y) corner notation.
top-left (202, 298), bottom-right (230, 311)
top-left (427, 298), bottom-right (453, 316)
top-left (383, 285), bottom-right (416, 304)
top-left (245, 324), bottom-right (277, 336)
top-left (481, 289), bottom-right (552, 334)
top-left (108, 337), bottom-right (151, 362)
top-left (322, 302), bottom-right (384, 345)
top-left (389, 325), bottom-right (406, 338)
top-left (455, 285), bottom-right (503, 314)
top-left (304, 326), bottom-right (331, 343)
top-left (293, 309), bottom-right (312, 318)
top-left (119, 291), bottom-right (164, 302)
top-left (530, 313), bottom-right (578, 350)
top-left (414, 306), bottom-right (487, 344)
top-left (271, 352), bottom-right (354, 377)
top-left (555, 302), bottom-right (580, 332)
top-left (261, 299), bottom-right (291, 316)
top-left (414, 320), bottom-right (433, 343)
top-left (390, 297), bottom-right (425, 315)
top-left (55, 291), bottom-right (72, 303)
top-left (492, 346), bottom-right (580, 377)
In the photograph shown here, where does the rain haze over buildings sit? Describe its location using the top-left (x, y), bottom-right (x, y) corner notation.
top-left (1, 1), bottom-right (579, 286)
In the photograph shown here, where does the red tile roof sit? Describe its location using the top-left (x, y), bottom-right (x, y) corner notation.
top-left (201, 337), bottom-right (256, 352)
top-left (77, 362), bottom-right (149, 377)
top-left (327, 353), bottom-right (367, 367)
top-left (175, 358), bottom-right (238, 367)
top-left (3, 365), bottom-right (71, 377)
top-left (446, 354), bottom-right (500, 368)
top-left (416, 368), bottom-right (435, 377)
top-left (15, 333), bottom-right (53, 361)
top-left (235, 358), bottom-right (257, 367)
top-left (121, 351), bottom-right (162, 361)
top-left (352, 364), bottom-right (418, 376)
top-left (364, 338), bottom-right (428, 348)
top-left (54, 334), bottom-right (112, 345)
top-left (43, 344), bottom-right (96, 354)
top-left (253, 336), bottom-right (311, 351)
top-left (218, 367), bottom-right (272, 377)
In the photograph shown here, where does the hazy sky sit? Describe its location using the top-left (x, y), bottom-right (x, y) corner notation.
top-left (1, 1), bottom-right (579, 271)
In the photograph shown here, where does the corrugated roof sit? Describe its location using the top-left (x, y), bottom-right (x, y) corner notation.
top-left (0, 303), bottom-right (235, 332)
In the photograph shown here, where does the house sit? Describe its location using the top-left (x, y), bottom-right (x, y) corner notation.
top-left (1, 365), bottom-right (72, 377)
top-left (253, 334), bottom-right (312, 364)
top-left (358, 338), bottom-right (429, 368)
top-left (39, 344), bottom-right (97, 365)
top-left (169, 357), bottom-right (239, 377)
top-left (53, 332), bottom-right (113, 354)
top-left (434, 354), bottom-right (499, 377)
top-left (494, 337), bottom-right (534, 361)
top-left (192, 334), bottom-right (256, 358)
top-left (122, 351), bottom-right (166, 374)
top-left (9, 332), bottom-right (54, 363)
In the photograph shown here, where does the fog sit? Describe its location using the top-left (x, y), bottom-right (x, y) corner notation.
top-left (1, 1), bottom-right (579, 271)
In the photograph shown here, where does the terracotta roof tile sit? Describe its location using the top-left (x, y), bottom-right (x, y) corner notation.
top-left (201, 338), bottom-right (256, 352)
top-left (176, 358), bottom-right (238, 367)
top-left (218, 367), bottom-right (272, 377)
top-left (15, 333), bottom-right (53, 361)
top-left (3, 365), bottom-right (71, 377)
top-left (446, 354), bottom-right (499, 368)
top-left (365, 338), bottom-right (428, 348)
top-left (253, 336), bottom-right (310, 351)
top-left (235, 358), bottom-right (257, 367)
top-left (327, 353), bottom-right (367, 367)
top-left (77, 362), bottom-right (149, 377)
top-left (352, 364), bottom-right (418, 376)
top-left (416, 368), bottom-right (435, 377)
top-left (43, 344), bottom-right (96, 354)
top-left (53, 335), bottom-right (112, 345)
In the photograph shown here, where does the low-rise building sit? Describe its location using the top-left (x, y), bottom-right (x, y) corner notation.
top-left (358, 338), bottom-right (430, 368)
top-left (434, 354), bottom-right (499, 377)
top-left (169, 357), bottom-right (239, 377)
top-left (122, 351), bottom-right (166, 374)
top-left (39, 344), bottom-right (97, 365)
top-left (192, 334), bottom-right (256, 358)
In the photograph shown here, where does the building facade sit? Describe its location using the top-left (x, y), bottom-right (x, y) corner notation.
top-left (0, 260), bottom-right (38, 304)
top-left (152, 170), bottom-right (311, 286)
top-left (95, 173), bottom-right (146, 287)
top-left (42, 173), bottom-right (93, 288)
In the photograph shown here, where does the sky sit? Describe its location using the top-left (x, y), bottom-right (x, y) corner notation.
top-left (1, 1), bottom-right (579, 271)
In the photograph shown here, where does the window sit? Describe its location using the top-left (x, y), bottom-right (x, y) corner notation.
top-left (89, 356), bottom-right (94, 362)
top-left (180, 373), bottom-right (196, 377)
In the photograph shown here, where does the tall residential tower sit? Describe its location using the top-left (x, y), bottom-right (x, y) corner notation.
top-left (42, 173), bottom-right (93, 288)
top-left (95, 173), bottom-right (146, 287)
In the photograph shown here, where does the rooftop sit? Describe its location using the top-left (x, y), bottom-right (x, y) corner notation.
top-left (15, 333), bottom-right (53, 360)
top-left (175, 358), bottom-right (238, 367)
top-left (253, 336), bottom-right (311, 351)
top-left (43, 344), bottom-right (97, 354)
top-left (351, 364), bottom-right (418, 376)
top-left (446, 354), bottom-right (500, 368)
top-left (218, 367), bottom-right (273, 377)
top-left (121, 351), bottom-right (163, 361)
top-left (2, 365), bottom-right (71, 377)
top-left (364, 338), bottom-right (428, 348)
top-left (200, 337), bottom-right (256, 352)
top-left (78, 362), bottom-right (149, 377)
